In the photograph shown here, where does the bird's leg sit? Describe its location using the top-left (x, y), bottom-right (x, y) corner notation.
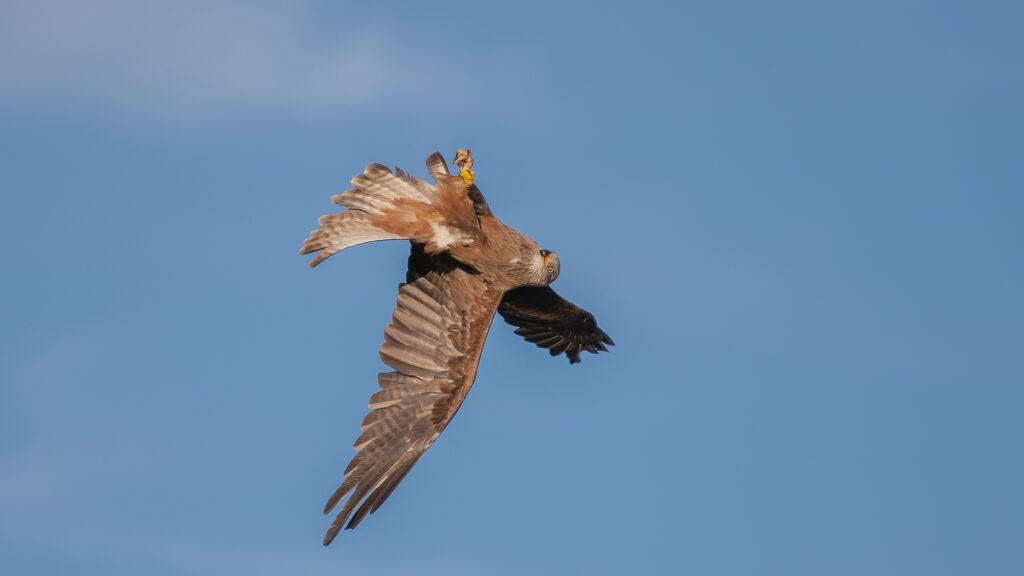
top-left (454, 148), bottom-right (475, 186)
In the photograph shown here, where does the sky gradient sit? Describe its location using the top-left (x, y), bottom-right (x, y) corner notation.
top-left (2, 1), bottom-right (1022, 574)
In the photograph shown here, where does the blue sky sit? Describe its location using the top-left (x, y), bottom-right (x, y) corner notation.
top-left (2, 1), bottom-right (1022, 574)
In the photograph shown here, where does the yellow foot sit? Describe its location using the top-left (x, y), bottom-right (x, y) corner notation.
top-left (454, 149), bottom-right (475, 186)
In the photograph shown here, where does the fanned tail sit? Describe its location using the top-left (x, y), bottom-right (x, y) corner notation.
top-left (300, 211), bottom-right (405, 268)
top-left (300, 154), bottom-right (478, 268)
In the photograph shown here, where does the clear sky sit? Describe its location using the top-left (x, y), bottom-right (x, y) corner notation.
top-left (2, 1), bottom-right (1022, 574)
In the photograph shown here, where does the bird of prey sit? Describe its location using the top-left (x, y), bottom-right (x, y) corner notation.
top-left (300, 149), bottom-right (613, 545)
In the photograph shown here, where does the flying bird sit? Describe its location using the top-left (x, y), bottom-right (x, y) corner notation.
top-left (300, 149), bottom-right (613, 545)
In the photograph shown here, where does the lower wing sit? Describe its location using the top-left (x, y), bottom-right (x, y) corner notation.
top-left (321, 243), bottom-right (503, 544)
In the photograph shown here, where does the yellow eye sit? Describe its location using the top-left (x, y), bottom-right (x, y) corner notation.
top-left (546, 266), bottom-right (554, 274)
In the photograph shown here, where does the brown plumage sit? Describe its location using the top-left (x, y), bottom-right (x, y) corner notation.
top-left (300, 150), bottom-right (613, 545)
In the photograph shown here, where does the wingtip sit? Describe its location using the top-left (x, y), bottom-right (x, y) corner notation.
top-left (299, 245), bottom-right (319, 267)
top-left (322, 517), bottom-right (345, 546)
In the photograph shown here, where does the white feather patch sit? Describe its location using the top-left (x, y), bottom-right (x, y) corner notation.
top-left (431, 223), bottom-right (472, 250)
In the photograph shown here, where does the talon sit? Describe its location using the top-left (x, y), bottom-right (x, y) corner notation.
top-left (454, 148), bottom-right (475, 186)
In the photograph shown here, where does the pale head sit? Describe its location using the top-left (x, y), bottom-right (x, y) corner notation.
top-left (538, 249), bottom-right (560, 285)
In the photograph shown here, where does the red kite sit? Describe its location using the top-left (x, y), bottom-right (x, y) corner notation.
top-left (300, 150), bottom-right (613, 545)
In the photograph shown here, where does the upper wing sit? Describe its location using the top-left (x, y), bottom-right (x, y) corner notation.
top-left (321, 244), bottom-right (503, 545)
top-left (498, 286), bottom-right (614, 364)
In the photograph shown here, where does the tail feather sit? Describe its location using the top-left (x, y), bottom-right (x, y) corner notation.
top-left (300, 211), bottom-right (404, 268)
top-left (425, 151), bottom-right (450, 178)
top-left (331, 188), bottom-right (391, 215)
top-left (300, 153), bottom-right (478, 267)
top-left (354, 163), bottom-right (437, 205)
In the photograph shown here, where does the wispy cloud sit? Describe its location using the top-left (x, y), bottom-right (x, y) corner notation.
top-left (0, 1), bottom-right (523, 121)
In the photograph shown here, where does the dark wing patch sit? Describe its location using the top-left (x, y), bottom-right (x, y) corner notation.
top-left (466, 183), bottom-right (492, 216)
top-left (322, 244), bottom-right (501, 544)
top-left (498, 286), bottom-right (614, 364)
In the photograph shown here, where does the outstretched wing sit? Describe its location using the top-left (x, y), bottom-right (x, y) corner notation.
top-left (498, 286), bottom-right (614, 364)
top-left (322, 244), bottom-right (503, 545)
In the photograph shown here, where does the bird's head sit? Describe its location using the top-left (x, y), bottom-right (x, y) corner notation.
top-left (538, 249), bottom-right (560, 285)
